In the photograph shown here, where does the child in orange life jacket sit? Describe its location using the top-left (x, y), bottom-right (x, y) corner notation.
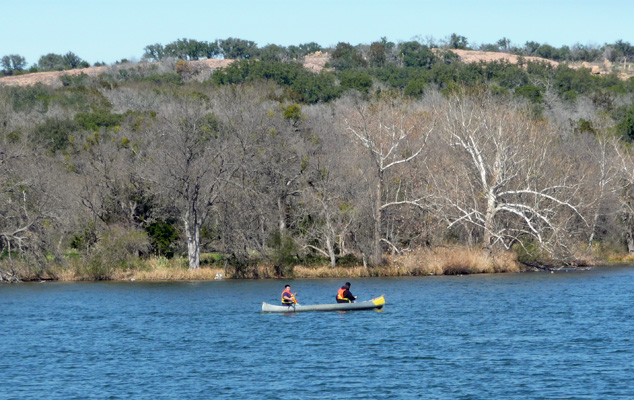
top-left (336, 282), bottom-right (358, 303)
top-left (281, 285), bottom-right (298, 306)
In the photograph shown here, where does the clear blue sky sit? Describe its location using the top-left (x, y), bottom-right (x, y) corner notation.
top-left (2, 0), bottom-right (633, 66)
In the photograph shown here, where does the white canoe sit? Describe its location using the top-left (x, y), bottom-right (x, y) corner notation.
top-left (262, 295), bottom-right (385, 313)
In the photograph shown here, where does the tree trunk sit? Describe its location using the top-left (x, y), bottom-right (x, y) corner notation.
top-left (277, 196), bottom-right (286, 235)
top-left (184, 214), bottom-right (201, 270)
top-left (626, 212), bottom-right (634, 254)
top-left (371, 172), bottom-right (383, 266)
top-left (627, 230), bottom-right (634, 254)
top-left (325, 235), bottom-right (336, 268)
top-left (483, 188), bottom-right (496, 249)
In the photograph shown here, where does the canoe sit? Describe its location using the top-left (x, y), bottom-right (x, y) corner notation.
top-left (262, 295), bottom-right (385, 313)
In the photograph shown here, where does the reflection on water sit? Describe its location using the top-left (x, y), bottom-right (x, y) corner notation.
top-left (2, 266), bottom-right (634, 399)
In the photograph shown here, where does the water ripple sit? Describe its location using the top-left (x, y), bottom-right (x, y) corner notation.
top-left (1, 269), bottom-right (634, 398)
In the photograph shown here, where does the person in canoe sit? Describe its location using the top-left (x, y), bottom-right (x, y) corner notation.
top-left (281, 284), bottom-right (298, 306)
top-left (336, 282), bottom-right (358, 303)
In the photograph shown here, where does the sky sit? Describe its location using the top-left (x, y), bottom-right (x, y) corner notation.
top-left (2, 0), bottom-right (633, 67)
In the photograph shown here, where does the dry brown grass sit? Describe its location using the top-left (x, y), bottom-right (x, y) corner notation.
top-left (293, 265), bottom-right (372, 278)
top-left (387, 246), bottom-right (520, 275)
top-left (125, 266), bottom-right (224, 281)
top-left (0, 246), bottom-right (521, 282)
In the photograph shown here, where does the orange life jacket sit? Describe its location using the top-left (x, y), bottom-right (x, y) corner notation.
top-left (337, 287), bottom-right (350, 301)
top-left (281, 288), bottom-right (297, 304)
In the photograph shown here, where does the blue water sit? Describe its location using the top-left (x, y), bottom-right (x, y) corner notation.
top-left (1, 267), bottom-right (634, 399)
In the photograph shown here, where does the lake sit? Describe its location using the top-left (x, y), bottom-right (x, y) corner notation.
top-left (1, 266), bottom-right (634, 399)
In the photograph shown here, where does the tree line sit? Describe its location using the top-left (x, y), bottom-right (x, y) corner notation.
top-left (2, 34), bottom-right (634, 77)
top-left (1, 41), bottom-right (634, 280)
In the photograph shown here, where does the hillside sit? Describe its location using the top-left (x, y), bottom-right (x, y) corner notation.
top-left (0, 49), bottom-right (630, 88)
top-left (0, 53), bottom-right (330, 88)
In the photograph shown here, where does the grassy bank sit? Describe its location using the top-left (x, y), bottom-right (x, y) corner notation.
top-left (1, 246), bottom-right (526, 283)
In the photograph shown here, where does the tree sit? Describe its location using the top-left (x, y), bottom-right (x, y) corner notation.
top-left (63, 52), bottom-right (88, 69)
top-left (143, 43), bottom-right (166, 61)
top-left (259, 44), bottom-right (288, 62)
top-left (0, 129), bottom-right (69, 275)
top-left (368, 41), bottom-right (387, 67)
top-left (284, 103), bottom-right (357, 268)
top-left (433, 91), bottom-right (587, 256)
top-left (1, 54), bottom-right (27, 75)
top-left (339, 94), bottom-right (434, 265)
top-left (448, 33), bottom-right (469, 50)
top-left (38, 53), bottom-right (67, 70)
top-left (497, 37), bottom-right (511, 52)
top-left (219, 38), bottom-right (258, 59)
top-left (399, 41), bottom-right (437, 68)
top-left (339, 70), bottom-right (373, 94)
top-left (524, 41), bottom-right (541, 56)
top-left (582, 132), bottom-right (621, 248)
top-left (140, 94), bottom-right (237, 269)
top-left (330, 42), bottom-right (367, 69)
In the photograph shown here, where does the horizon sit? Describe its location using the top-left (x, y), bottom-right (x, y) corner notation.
top-left (2, 0), bottom-right (633, 67)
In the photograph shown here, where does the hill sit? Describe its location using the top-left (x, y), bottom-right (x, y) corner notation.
top-left (0, 49), bottom-right (630, 88)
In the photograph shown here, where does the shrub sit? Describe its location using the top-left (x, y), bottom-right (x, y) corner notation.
top-left (32, 118), bottom-right (79, 153)
top-left (75, 109), bottom-right (124, 131)
top-left (78, 226), bottom-right (150, 280)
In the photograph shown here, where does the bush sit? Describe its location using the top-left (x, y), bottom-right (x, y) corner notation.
top-left (514, 85), bottom-right (543, 103)
top-left (268, 232), bottom-right (297, 277)
top-left (75, 109), bottom-right (124, 131)
top-left (142, 73), bottom-right (183, 85)
top-left (339, 70), bottom-right (373, 94)
top-left (9, 84), bottom-right (51, 112)
top-left (78, 226), bottom-right (150, 280)
top-left (404, 79), bottom-right (426, 97)
top-left (146, 220), bottom-right (179, 257)
top-left (32, 118), bottom-right (79, 153)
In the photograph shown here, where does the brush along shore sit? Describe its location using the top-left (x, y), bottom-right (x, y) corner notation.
top-left (3, 244), bottom-right (625, 283)
top-left (0, 246), bottom-right (569, 282)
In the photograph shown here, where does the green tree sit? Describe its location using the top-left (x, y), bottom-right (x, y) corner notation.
top-left (259, 44), bottom-right (288, 62)
top-left (202, 40), bottom-right (221, 59)
top-left (524, 41), bottom-right (540, 56)
top-left (448, 33), bottom-right (469, 49)
top-left (38, 53), bottom-right (67, 70)
top-left (63, 52), bottom-right (88, 69)
top-left (368, 41), bottom-right (387, 67)
top-left (146, 220), bottom-right (179, 256)
top-left (497, 37), bottom-right (511, 52)
top-left (164, 38), bottom-right (208, 60)
top-left (219, 37), bottom-right (258, 59)
top-left (1, 54), bottom-right (27, 75)
top-left (399, 41), bottom-right (437, 68)
top-left (339, 70), bottom-right (373, 93)
top-left (535, 44), bottom-right (559, 60)
top-left (143, 43), bottom-right (166, 61)
top-left (330, 42), bottom-right (367, 69)
top-left (616, 105), bottom-right (634, 141)
top-left (514, 85), bottom-right (543, 103)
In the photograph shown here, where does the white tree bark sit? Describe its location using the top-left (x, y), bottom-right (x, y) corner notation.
top-left (340, 95), bottom-right (434, 265)
top-left (435, 92), bottom-right (588, 255)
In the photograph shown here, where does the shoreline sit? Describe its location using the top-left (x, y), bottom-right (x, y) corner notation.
top-left (3, 246), bottom-right (632, 284)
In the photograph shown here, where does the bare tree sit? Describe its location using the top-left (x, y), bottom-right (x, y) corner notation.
top-left (612, 141), bottom-right (634, 253)
top-left (433, 91), bottom-right (588, 256)
top-left (338, 94), bottom-right (434, 265)
top-left (298, 105), bottom-right (358, 267)
top-left (0, 130), bottom-right (69, 276)
top-left (140, 93), bottom-right (236, 269)
top-left (580, 132), bottom-right (621, 248)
